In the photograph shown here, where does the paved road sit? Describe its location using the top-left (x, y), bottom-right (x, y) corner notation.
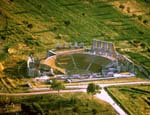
top-left (66, 81), bottom-right (150, 115)
top-left (66, 81), bottom-right (150, 89)
top-left (0, 81), bottom-right (150, 115)
top-left (96, 88), bottom-right (127, 115)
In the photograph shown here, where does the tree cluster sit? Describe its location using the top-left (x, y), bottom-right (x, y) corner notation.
top-left (51, 79), bottom-right (65, 94)
top-left (87, 83), bottom-right (101, 98)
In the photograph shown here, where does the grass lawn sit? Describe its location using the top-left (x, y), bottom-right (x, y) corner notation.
top-left (0, 93), bottom-right (118, 115)
top-left (56, 53), bottom-right (111, 74)
top-left (106, 84), bottom-right (150, 115)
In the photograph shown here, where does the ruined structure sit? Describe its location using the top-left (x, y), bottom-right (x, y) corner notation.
top-left (27, 55), bottom-right (40, 77)
top-left (56, 42), bottom-right (85, 49)
top-left (91, 39), bottom-right (135, 77)
top-left (92, 39), bottom-right (116, 59)
top-left (27, 55), bottom-right (35, 77)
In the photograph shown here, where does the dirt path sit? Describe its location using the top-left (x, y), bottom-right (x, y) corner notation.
top-left (0, 89), bottom-right (85, 96)
top-left (41, 56), bottom-right (66, 74)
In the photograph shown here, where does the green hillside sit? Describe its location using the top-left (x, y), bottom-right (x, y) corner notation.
top-left (0, 0), bottom-right (150, 78)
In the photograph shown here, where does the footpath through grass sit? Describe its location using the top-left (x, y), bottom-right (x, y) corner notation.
top-left (106, 84), bottom-right (150, 115)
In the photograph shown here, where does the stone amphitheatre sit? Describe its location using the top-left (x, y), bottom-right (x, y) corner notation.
top-left (27, 39), bottom-right (135, 81)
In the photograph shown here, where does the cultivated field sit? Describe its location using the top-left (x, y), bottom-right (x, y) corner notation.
top-left (106, 84), bottom-right (150, 115)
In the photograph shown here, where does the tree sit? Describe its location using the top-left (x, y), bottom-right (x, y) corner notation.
top-left (51, 79), bottom-right (65, 94)
top-left (119, 4), bottom-right (125, 10)
top-left (87, 83), bottom-right (101, 99)
top-left (72, 106), bottom-right (80, 115)
top-left (27, 23), bottom-right (33, 29)
top-left (143, 19), bottom-right (148, 24)
top-left (92, 108), bottom-right (98, 115)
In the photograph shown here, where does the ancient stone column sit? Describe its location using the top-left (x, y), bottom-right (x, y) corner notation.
top-left (104, 42), bottom-right (108, 55)
top-left (80, 42), bottom-right (84, 48)
top-left (68, 42), bottom-right (72, 48)
top-left (101, 41), bottom-right (104, 54)
top-left (97, 40), bottom-right (101, 54)
top-left (27, 55), bottom-right (35, 77)
top-left (74, 41), bottom-right (78, 49)
top-left (92, 39), bottom-right (97, 51)
top-left (112, 43), bottom-right (116, 58)
top-left (109, 43), bottom-right (115, 58)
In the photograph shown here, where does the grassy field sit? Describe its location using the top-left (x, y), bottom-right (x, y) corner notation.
top-left (56, 53), bottom-right (111, 74)
top-left (0, 93), bottom-right (118, 115)
top-left (0, 0), bottom-right (150, 78)
top-left (106, 84), bottom-right (150, 115)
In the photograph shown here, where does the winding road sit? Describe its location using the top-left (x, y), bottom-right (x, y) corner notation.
top-left (0, 81), bottom-right (150, 115)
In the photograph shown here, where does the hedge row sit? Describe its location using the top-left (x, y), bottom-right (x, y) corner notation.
top-left (104, 87), bottom-right (131, 115)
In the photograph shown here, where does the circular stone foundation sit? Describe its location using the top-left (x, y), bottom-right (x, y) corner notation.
top-left (55, 53), bottom-right (111, 75)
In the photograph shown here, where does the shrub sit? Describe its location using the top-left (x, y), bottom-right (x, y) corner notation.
top-left (145, 0), bottom-right (150, 3)
top-left (143, 19), bottom-right (148, 24)
top-left (119, 4), bottom-right (125, 9)
top-left (64, 20), bottom-right (70, 26)
top-left (37, 4), bottom-right (42, 9)
top-left (33, 102), bottom-right (44, 115)
top-left (27, 23), bottom-right (33, 29)
top-left (138, 15), bottom-right (142, 21)
top-left (21, 102), bottom-right (44, 115)
top-left (21, 103), bottom-right (35, 114)
top-left (92, 108), bottom-right (98, 115)
top-left (72, 106), bottom-right (80, 113)
top-left (53, 27), bottom-right (57, 31)
top-left (139, 31), bottom-right (144, 35)
top-left (0, 96), bottom-right (10, 105)
top-left (132, 13), bottom-right (137, 17)
top-left (1, 36), bottom-right (6, 40)
top-left (140, 43), bottom-right (146, 48)
top-left (51, 79), bottom-right (65, 94)
top-left (24, 37), bottom-right (41, 46)
top-left (87, 83), bottom-right (101, 99)
top-left (147, 47), bottom-right (150, 52)
top-left (22, 20), bottom-right (28, 24)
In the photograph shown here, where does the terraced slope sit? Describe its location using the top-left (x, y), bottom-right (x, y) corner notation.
top-left (0, 0), bottom-right (150, 77)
